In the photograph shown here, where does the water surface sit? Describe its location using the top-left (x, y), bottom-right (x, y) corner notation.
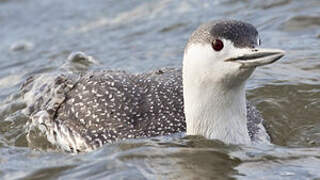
top-left (0, 0), bottom-right (320, 179)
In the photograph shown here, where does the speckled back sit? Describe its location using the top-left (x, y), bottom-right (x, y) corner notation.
top-left (23, 68), bottom-right (268, 152)
top-left (55, 68), bottom-right (185, 149)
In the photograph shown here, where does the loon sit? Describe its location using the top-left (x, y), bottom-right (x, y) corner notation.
top-left (22, 20), bottom-right (285, 153)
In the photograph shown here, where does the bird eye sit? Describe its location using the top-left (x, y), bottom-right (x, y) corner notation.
top-left (211, 39), bottom-right (224, 51)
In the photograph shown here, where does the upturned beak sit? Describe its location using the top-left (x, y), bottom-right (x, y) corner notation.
top-left (225, 48), bottom-right (285, 68)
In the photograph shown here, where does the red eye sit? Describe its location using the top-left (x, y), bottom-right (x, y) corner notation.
top-left (211, 39), bottom-right (224, 51)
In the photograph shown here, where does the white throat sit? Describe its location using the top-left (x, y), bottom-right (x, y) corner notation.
top-left (183, 43), bottom-right (251, 144)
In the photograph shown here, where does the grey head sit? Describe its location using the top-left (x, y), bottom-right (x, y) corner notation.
top-left (186, 19), bottom-right (259, 50)
top-left (183, 19), bottom-right (284, 74)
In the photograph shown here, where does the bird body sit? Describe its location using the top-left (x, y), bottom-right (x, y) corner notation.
top-left (22, 20), bottom-right (284, 153)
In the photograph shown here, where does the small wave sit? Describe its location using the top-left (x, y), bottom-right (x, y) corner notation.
top-left (283, 15), bottom-right (320, 31)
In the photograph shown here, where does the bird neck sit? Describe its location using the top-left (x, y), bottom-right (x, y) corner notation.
top-left (183, 71), bottom-right (251, 144)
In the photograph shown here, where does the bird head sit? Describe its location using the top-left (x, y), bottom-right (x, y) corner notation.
top-left (183, 20), bottom-right (285, 88)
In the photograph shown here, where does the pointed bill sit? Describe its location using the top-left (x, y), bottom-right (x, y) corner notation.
top-left (225, 48), bottom-right (285, 68)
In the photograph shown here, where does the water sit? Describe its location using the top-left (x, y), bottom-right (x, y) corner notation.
top-left (0, 0), bottom-right (320, 179)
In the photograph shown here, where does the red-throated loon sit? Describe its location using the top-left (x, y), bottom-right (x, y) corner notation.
top-left (22, 19), bottom-right (285, 153)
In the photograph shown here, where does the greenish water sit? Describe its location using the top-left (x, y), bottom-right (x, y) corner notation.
top-left (0, 0), bottom-right (320, 179)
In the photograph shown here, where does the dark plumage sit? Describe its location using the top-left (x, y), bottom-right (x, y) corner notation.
top-left (22, 68), bottom-right (265, 152)
top-left (55, 69), bottom-right (185, 149)
top-left (187, 20), bottom-right (258, 49)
